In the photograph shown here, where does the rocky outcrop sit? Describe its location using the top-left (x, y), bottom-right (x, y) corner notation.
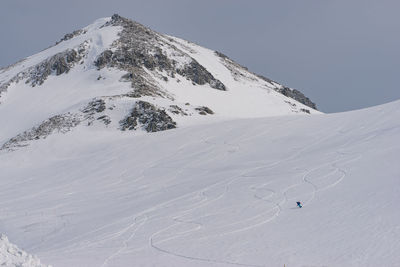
top-left (56, 29), bottom-right (87, 45)
top-left (176, 61), bottom-right (225, 90)
top-left (95, 14), bottom-right (226, 96)
top-left (1, 113), bottom-right (81, 150)
top-left (120, 101), bottom-right (176, 132)
top-left (28, 51), bottom-right (76, 86)
top-left (81, 99), bottom-right (112, 126)
top-left (1, 42), bottom-right (88, 92)
top-left (169, 105), bottom-right (188, 116)
top-left (94, 49), bottom-right (113, 69)
top-left (82, 99), bottom-right (106, 114)
top-left (195, 106), bottom-right (214, 115)
top-left (277, 86), bottom-right (317, 110)
top-left (27, 45), bottom-right (86, 86)
top-left (1, 97), bottom-right (180, 151)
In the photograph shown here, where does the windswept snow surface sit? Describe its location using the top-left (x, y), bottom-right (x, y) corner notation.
top-left (1, 99), bottom-right (399, 266)
top-left (0, 234), bottom-right (49, 267)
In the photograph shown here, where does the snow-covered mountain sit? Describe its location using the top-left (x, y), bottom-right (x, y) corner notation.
top-left (0, 14), bottom-right (318, 150)
top-left (2, 14), bottom-right (399, 267)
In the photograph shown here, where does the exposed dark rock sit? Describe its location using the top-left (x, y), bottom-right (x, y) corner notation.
top-left (97, 115), bottom-right (112, 125)
top-left (81, 99), bottom-right (111, 126)
top-left (177, 60), bottom-right (225, 90)
top-left (254, 74), bottom-right (275, 84)
top-left (56, 29), bottom-right (87, 45)
top-left (169, 105), bottom-right (188, 116)
top-left (2, 43), bottom-right (88, 91)
top-left (120, 101), bottom-right (176, 132)
top-left (1, 113), bottom-right (81, 150)
top-left (124, 91), bottom-right (143, 98)
top-left (28, 48), bottom-right (83, 86)
top-left (195, 106), bottom-right (214, 115)
top-left (95, 48), bottom-right (171, 98)
top-left (96, 14), bottom-right (226, 93)
top-left (82, 99), bottom-right (106, 114)
top-left (129, 68), bottom-right (164, 97)
top-left (215, 51), bottom-right (228, 59)
top-left (285, 101), bottom-right (297, 108)
top-left (215, 51), bottom-right (257, 83)
top-left (277, 86), bottom-right (317, 110)
top-left (94, 50), bottom-right (113, 69)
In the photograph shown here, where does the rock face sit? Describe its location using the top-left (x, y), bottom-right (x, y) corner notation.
top-left (176, 61), bottom-right (225, 90)
top-left (195, 106), bottom-right (214, 115)
top-left (95, 14), bottom-right (226, 97)
top-left (82, 99), bottom-right (112, 126)
top-left (276, 87), bottom-right (317, 110)
top-left (2, 113), bottom-right (81, 151)
top-left (29, 49), bottom-right (82, 82)
top-left (56, 29), bottom-right (87, 45)
top-left (120, 101), bottom-right (177, 132)
top-left (1, 42), bottom-right (88, 93)
top-left (82, 99), bottom-right (107, 114)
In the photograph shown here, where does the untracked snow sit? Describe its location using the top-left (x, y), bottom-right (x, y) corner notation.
top-left (1, 98), bottom-right (400, 266)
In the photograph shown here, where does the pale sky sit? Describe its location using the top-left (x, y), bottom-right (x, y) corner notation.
top-left (1, 0), bottom-right (399, 112)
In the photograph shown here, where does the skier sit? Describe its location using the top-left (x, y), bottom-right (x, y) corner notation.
top-left (296, 201), bottom-right (302, 208)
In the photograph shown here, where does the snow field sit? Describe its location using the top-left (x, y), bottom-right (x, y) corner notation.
top-left (1, 99), bottom-right (399, 266)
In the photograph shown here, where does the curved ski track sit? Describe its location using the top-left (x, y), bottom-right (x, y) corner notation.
top-left (79, 127), bottom-right (377, 266)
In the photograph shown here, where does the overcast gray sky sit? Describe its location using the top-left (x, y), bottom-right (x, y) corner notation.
top-left (1, 0), bottom-right (399, 112)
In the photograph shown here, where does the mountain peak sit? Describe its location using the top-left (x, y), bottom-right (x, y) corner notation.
top-left (0, 15), bottom-right (319, 151)
top-left (109, 13), bottom-right (135, 25)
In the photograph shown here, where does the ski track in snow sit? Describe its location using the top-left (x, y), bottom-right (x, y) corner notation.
top-left (144, 124), bottom-right (385, 265)
top-left (49, 126), bottom-right (371, 267)
top-left (98, 140), bottom-right (251, 265)
top-left (4, 106), bottom-right (394, 266)
top-left (141, 128), bottom-right (351, 265)
top-left (101, 215), bottom-right (148, 267)
top-left (16, 126), bottom-right (370, 267)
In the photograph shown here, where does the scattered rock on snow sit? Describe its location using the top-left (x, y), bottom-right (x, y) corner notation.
top-left (195, 106), bottom-right (214, 115)
top-left (120, 101), bottom-right (176, 132)
top-left (1, 113), bottom-right (81, 151)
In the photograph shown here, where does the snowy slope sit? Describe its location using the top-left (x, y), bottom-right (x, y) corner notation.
top-left (1, 97), bottom-right (399, 266)
top-left (0, 234), bottom-right (49, 267)
top-left (0, 14), bottom-right (319, 150)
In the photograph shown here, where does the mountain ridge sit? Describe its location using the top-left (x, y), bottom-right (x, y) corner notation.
top-left (0, 14), bottom-right (319, 150)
